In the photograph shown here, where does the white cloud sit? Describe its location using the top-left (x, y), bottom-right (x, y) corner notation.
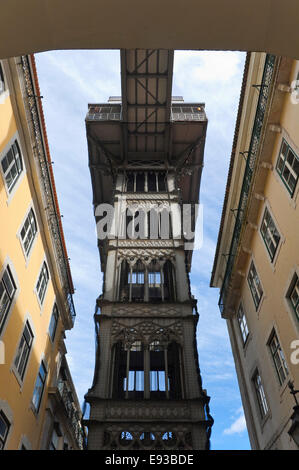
top-left (223, 408), bottom-right (247, 435)
top-left (175, 50), bottom-right (242, 83)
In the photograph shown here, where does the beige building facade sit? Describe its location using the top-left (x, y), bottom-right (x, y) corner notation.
top-left (211, 52), bottom-right (299, 449)
top-left (0, 55), bottom-right (84, 449)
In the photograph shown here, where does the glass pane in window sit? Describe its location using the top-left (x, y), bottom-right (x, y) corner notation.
top-left (32, 376), bottom-right (43, 410)
top-left (0, 413), bottom-right (9, 440)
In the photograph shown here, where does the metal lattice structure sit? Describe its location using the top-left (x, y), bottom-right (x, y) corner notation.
top-left (84, 49), bottom-right (213, 450)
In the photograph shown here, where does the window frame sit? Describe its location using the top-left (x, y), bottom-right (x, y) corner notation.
top-left (0, 410), bottom-right (10, 450)
top-left (247, 260), bottom-right (264, 310)
top-left (252, 369), bottom-right (269, 421)
top-left (0, 62), bottom-right (5, 95)
top-left (48, 304), bottom-right (59, 342)
top-left (19, 207), bottom-right (38, 259)
top-left (31, 360), bottom-right (47, 414)
top-left (0, 265), bottom-right (17, 334)
top-left (0, 139), bottom-right (23, 194)
top-left (35, 261), bottom-right (49, 306)
top-left (13, 320), bottom-right (34, 382)
top-left (287, 272), bottom-right (299, 322)
top-left (125, 171), bottom-right (168, 193)
top-left (267, 329), bottom-right (289, 386)
top-left (259, 206), bottom-right (281, 263)
top-left (236, 303), bottom-right (249, 346)
top-left (275, 138), bottom-right (299, 197)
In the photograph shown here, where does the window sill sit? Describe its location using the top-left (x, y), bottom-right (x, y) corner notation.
top-left (10, 365), bottom-right (25, 391)
top-left (259, 409), bottom-right (272, 432)
top-left (279, 376), bottom-right (291, 402)
top-left (29, 401), bottom-right (40, 420)
top-left (242, 333), bottom-right (253, 357)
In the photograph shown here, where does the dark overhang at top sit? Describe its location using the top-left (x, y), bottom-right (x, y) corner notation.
top-left (86, 49), bottom-right (207, 208)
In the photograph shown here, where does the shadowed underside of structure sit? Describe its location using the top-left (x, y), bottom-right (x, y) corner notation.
top-left (1, 0), bottom-right (299, 59)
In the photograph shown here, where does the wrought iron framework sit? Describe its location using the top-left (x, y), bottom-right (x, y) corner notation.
top-left (121, 49), bottom-right (174, 163)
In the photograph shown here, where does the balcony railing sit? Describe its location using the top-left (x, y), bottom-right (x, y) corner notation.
top-left (21, 55), bottom-right (76, 326)
top-left (57, 380), bottom-right (85, 449)
top-left (86, 104), bottom-right (121, 121)
top-left (86, 104), bottom-right (206, 123)
top-left (219, 54), bottom-right (276, 314)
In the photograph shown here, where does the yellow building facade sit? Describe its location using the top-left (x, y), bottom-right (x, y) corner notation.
top-left (0, 55), bottom-right (84, 450)
top-left (211, 53), bottom-right (299, 449)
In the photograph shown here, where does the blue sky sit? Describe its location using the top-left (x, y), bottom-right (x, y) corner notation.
top-left (35, 49), bottom-right (250, 450)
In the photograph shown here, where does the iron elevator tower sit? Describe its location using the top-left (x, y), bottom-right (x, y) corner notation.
top-left (84, 49), bottom-right (213, 450)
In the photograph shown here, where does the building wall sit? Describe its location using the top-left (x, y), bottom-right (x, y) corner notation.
top-left (0, 58), bottom-right (82, 450)
top-left (211, 54), bottom-right (299, 449)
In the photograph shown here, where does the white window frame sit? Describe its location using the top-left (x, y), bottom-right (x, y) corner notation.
top-left (0, 61), bottom-right (5, 95)
top-left (236, 303), bottom-right (250, 346)
top-left (0, 409), bottom-right (10, 449)
top-left (35, 261), bottom-right (50, 307)
top-left (247, 260), bottom-right (264, 311)
top-left (18, 435), bottom-right (32, 450)
top-left (285, 270), bottom-right (299, 325)
top-left (0, 133), bottom-right (25, 203)
top-left (31, 359), bottom-right (48, 414)
top-left (18, 204), bottom-right (38, 262)
top-left (0, 138), bottom-right (23, 194)
top-left (267, 329), bottom-right (289, 386)
top-left (252, 369), bottom-right (270, 421)
top-left (275, 135), bottom-right (299, 202)
top-left (12, 318), bottom-right (35, 385)
top-left (0, 264), bottom-right (17, 335)
top-left (0, 61), bottom-right (9, 105)
top-left (48, 303), bottom-right (59, 343)
top-left (259, 204), bottom-right (282, 265)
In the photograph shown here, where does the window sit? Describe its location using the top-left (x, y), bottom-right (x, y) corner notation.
top-left (1, 140), bottom-right (23, 193)
top-left (260, 208), bottom-right (280, 261)
top-left (32, 361), bottom-right (47, 412)
top-left (247, 261), bottom-right (263, 309)
top-left (127, 261), bottom-right (145, 302)
top-left (149, 341), bottom-right (168, 396)
top-left (122, 341), bottom-right (144, 399)
top-left (0, 62), bottom-right (5, 94)
top-left (14, 321), bottom-right (34, 380)
top-left (0, 266), bottom-right (16, 332)
top-left (252, 370), bottom-right (269, 419)
top-left (130, 271), bottom-right (145, 285)
top-left (36, 262), bottom-right (49, 304)
top-left (112, 338), bottom-right (182, 400)
top-left (148, 271), bottom-right (161, 286)
top-left (20, 209), bottom-right (37, 256)
top-left (288, 274), bottom-right (299, 321)
top-left (268, 331), bottom-right (289, 385)
top-left (119, 259), bottom-right (175, 303)
top-left (237, 304), bottom-right (249, 345)
top-left (0, 410), bottom-right (10, 449)
top-left (276, 139), bottom-right (299, 196)
top-left (49, 304), bottom-right (59, 342)
top-left (125, 171), bottom-right (167, 193)
top-left (147, 208), bottom-right (172, 240)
